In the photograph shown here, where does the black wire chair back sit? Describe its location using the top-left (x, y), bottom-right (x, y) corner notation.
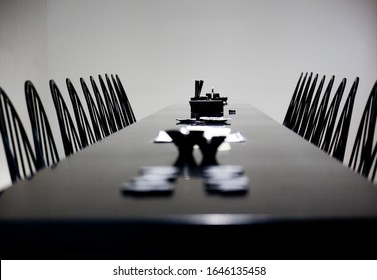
top-left (303, 75), bottom-right (326, 140)
top-left (112, 74), bottom-right (136, 125)
top-left (105, 74), bottom-right (127, 128)
top-left (25, 80), bottom-right (60, 168)
top-left (90, 76), bottom-right (117, 134)
top-left (292, 73), bottom-right (318, 134)
top-left (99, 74), bottom-right (125, 130)
top-left (283, 72), bottom-right (306, 130)
top-left (310, 76), bottom-right (336, 146)
top-left (327, 77), bottom-right (359, 162)
top-left (50, 80), bottom-right (82, 157)
top-left (349, 80), bottom-right (377, 181)
top-left (80, 78), bottom-right (108, 140)
top-left (319, 78), bottom-right (347, 153)
top-left (0, 87), bottom-right (42, 183)
top-left (66, 78), bottom-right (96, 148)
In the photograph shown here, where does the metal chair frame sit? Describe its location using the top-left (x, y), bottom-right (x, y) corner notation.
top-left (66, 78), bottom-right (96, 148)
top-left (80, 78), bottom-right (108, 140)
top-left (50, 80), bottom-right (82, 157)
top-left (112, 74), bottom-right (136, 125)
top-left (292, 73), bottom-right (318, 134)
top-left (99, 75), bottom-right (125, 131)
top-left (283, 72), bottom-right (306, 130)
top-left (0, 87), bottom-right (41, 183)
top-left (302, 76), bottom-right (326, 141)
top-left (349, 81), bottom-right (377, 181)
top-left (25, 80), bottom-right (60, 168)
top-left (328, 77), bottom-right (359, 162)
top-left (90, 76), bottom-right (117, 134)
top-left (310, 76), bottom-right (336, 146)
top-left (319, 78), bottom-right (347, 153)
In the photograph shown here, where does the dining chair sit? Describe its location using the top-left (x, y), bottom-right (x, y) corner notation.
top-left (318, 78), bottom-right (347, 153)
top-left (50, 80), bottom-right (82, 157)
top-left (349, 80), bottom-right (377, 181)
top-left (25, 80), bottom-right (60, 168)
top-left (99, 74), bottom-right (125, 131)
top-left (292, 73), bottom-right (318, 134)
top-left (327, 77), bottom-right (359, 162)
top-left (283, 73), bottom-right (303, 129)
top-left (66, 78), bottom-right (96, 148)
top-left (112, 74), bottom-right (136, 125)
top-left (105, 74), bottom-right (127, 128)
top-left (110, 75), bottom-right (131, 127)
top-left (90, 76), bottom-right (117, 134)
top-left (80, 77), bottom-right (108, 140)
top-left (301, 75), bottom-right (326, 139)
top-left (283, 73), bottom-right (313, 130)
top-left (309, 76), bottom-right (337, 147)
top-left (0, 87), bottom-right (42, 183)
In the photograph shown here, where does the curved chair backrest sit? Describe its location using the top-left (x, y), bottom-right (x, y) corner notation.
top-left (370, 145), bottom-right (377, 182)
top-left (310, 76), bottom-right (335, 146)
top-left (0, 87), bottom-right (41, 183)
top-left (111, 75), bottom-right (131, 127)
top-left (50, 80), bottom-right (82, 157)
top-left (25, 80), bottom-right (60, 168)
top-left (80, 78), bottom-right (108, 140)
top-left (112, 74), bottom-right (136, 125)
top-left (319, 78), bottom-right (347, 153)
top-left (105, 74), bottom-right (127, 128)
top-left (293, 73), bottom-right (318, 134)
top-left (99, 74), bottom-right (125, 131)
top-left (349, 80), bottom-right (377, 181)
top-left (90, 76), bottom-right (117, 134)
top-left (283, 72), bottom-right (306, 130)
top-left (302, 75), bottom-right (326, 140)
top-left (66, 78), bottom-right (96, 148)
top-left (328, 77), bottom-right (359, 162)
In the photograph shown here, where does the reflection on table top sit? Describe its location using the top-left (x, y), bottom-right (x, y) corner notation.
top-left (1, 102), bottom-right (376, 223)
top-left (3, 102), bottom-right (377, 259)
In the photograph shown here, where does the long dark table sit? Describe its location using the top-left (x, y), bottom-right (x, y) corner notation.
top-left (1, 102), bottom-right (377, 259)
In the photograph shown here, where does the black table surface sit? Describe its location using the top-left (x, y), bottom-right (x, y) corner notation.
top-left (1, 102), bottom-right (377, 259)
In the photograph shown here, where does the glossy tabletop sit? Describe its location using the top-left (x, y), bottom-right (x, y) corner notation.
top-left (1, 102), bottom-right (377, 258)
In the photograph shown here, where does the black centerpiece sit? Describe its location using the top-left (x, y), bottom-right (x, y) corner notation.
top-left (189, 80), bottom-right (228, 118)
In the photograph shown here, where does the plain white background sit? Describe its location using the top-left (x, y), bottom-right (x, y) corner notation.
top-left (3, 260), bottom-right (377, 280)
top-left (0, 0), bottom-right (377, 189)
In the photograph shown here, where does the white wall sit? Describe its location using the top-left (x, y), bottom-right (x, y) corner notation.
top-left (0, 0), bottom-right (47, 189)
top-left (1, 0), bottom-right (377, 189)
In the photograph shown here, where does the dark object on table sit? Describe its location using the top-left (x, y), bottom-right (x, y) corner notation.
top-left (190, 80), bottom-right (228, 118)
top-left (165, 129), bottom-right (226, 167)
top-left (190, 99), bottom-right (224, 118)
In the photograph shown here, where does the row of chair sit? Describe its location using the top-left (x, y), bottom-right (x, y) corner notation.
top-left (0, 74), bottom-right (136, 184)
top-left (284, 72), bottom-right (377, 182)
